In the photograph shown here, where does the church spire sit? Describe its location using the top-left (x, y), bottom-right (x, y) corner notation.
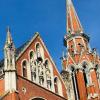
top-left (66, 0), bottom-right (83, 34)
top-left (4, 26), bottom-right (15, 49)
top-left (6, 27), bottom-right (13, 44)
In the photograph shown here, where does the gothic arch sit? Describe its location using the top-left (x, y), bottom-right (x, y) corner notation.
top-left (44, 58), bottom-right (53, 90)
top-left (29, 50), bottom-right (36, 60)
top-left (21, 59), bottom-right (28, 78)
top-left (54, 76), bottom-right (63, 96)
top-left (66, 65), bottom-right (79, 99)
top-left (35, 42), bottom-right (44, 60)
top-left (44, 58), bottom-right (53, 75)
top-left (29, 50), bottom-right (37, 81)
top-left (81, 61), bottom-right (92, 85)
top-left (29, 50), bottom-right (34, 59)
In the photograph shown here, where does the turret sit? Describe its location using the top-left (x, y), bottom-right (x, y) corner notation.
top-left (64, 0), bottom-right (90, 54)
top-left (4, 27), bottom-right (16, 92)
top-left (61, 0), bottom-right (100, 100)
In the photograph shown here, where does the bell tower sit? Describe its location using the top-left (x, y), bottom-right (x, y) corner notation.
top-left (61, 0), bottom-right (100, 100)
top-left (4, 27), bottom-right (16, 92)
top-left (65, 0), bottom-right (90, 55)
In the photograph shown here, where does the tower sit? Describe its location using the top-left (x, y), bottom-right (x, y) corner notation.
top-left (4, 27), bottom-right (16, 92)
top-left (61, 0), bottom-right (100, 100)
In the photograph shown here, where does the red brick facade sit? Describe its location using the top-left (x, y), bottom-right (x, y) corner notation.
top-left (0, 0), bottom-right (100, 100)
top-left (61, 0), bottom-right (100, 100)
top-left (0, 32), bottom-right (67, 100)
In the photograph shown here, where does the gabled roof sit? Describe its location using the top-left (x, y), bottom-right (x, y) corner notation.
top-left (16, 40), bottom-right (30, 57)
top-left (15, 32), bottom-right (67, 92)
top-left (16, 32), bottom-right (39, 60)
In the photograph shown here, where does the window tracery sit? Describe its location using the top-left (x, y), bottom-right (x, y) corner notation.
top-left (54, 77), bottom-right (58, 94)
top-left (54, 76), bottom-right (63, 96)
top-left (44, 60), bottom-right (52, 89)
top-left (38, 60), bottom-right (44, 85)
top-left (27, 43), bottom-right (54, 91)
top-left (30, 51), bottom-right (37, 81)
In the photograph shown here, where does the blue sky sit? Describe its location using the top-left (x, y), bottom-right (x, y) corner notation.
top-left (0, 0), bottom-right (100, 72)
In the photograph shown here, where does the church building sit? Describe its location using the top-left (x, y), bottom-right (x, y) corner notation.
top-left (0, 0), bottom-right (100, 100)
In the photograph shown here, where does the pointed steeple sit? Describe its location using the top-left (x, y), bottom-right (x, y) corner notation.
top-left (4, 26), bottom-right (15, 49)
top-left (6, 26), bottom-right (13, 44)
top-left (66, 0), bottom-right (83, 34)
top-left (4, 27), bottom-right (16, 91)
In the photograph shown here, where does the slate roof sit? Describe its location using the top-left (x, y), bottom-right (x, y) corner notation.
top-left (16, 40), bottom-right (30, 57)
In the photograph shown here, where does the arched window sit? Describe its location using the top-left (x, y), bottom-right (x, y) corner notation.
top-left (38, 60), bottom-right (44, 85)
top-left (30, 51), bottom-right (34, 60)
top-left (31, 62), bottom-right (37, 82)
top-left (82, 62), bottom-right (92, 85)
top-left (54, 76), bottom-right (63, 96)
top-left (35, 43), bottom-right (44, 60)
top-left (44, 60), bottom-right (52, 89)
top-left (70, 67), bottom-right (79, 100)
top-left (22, 60), bottom-right (27, 78)
top-left (44, 60), bottom-right (49, 68)
top-left (46, 69), bottom-right (51, 89)
top-left (54, 77), bottom-right (58, 94)
top-left (83, 65), bottom-right (88, 85)
top-left (36, 43), bottom-right (41, 58)
top-left (29, 51), bottom-right (37, 82)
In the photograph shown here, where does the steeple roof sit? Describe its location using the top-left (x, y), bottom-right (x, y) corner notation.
top-left (4, 27), bottom-right (15, 49)
top-left (6, 27), bottom-right (13, 44)
top-left (66, 0), bottom-right (83, 34)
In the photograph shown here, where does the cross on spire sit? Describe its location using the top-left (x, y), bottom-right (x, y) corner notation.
top-left (66, 0), bottom-right (83, 34)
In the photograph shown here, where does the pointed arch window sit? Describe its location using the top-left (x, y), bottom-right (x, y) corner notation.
top-left (70, 67), bottom-right (79, 100)
top-left (54, 76), bottom-right (63, 96)
top-left (45, 60), bottom-right (52, 89)
top-left (35, 42), bottom-right (44, 60)
top-left (54, 77), bottom-right (58, 94)
top-left (44, 60), bottom-right (49, 68)
top-left (36, 43), bottom-right (41, 59)
top-left (38, 60), bottom-right (44, 85)
top-left (83, 65), bottom-right (88, 85)
top-left (22, 60), bottom-right (27, 78)
top-left (29, 51), bottom-right (37, 81)
top-left (82, 62), bottom-right (92, 86)
top-left (30, 51), bottom-right (34, 60)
